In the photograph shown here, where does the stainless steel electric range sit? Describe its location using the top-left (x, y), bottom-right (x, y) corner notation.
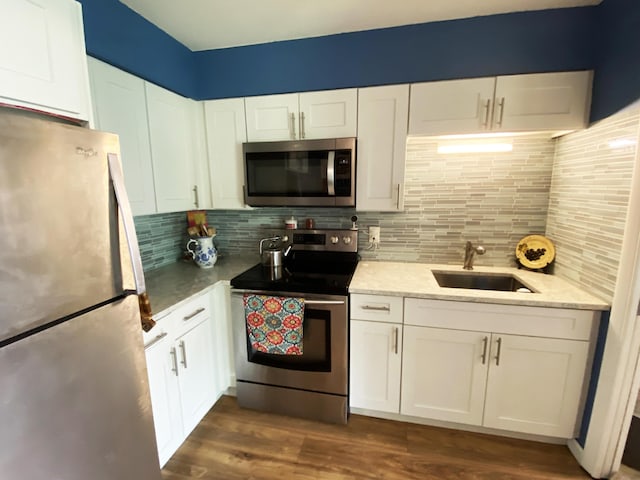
top-left (230, 228), bottom-right (359, 424)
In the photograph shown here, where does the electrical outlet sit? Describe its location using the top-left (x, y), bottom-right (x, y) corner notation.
top-left (369, 226), bottom-right (380, 244)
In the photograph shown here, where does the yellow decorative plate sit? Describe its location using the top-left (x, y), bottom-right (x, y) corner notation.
top-left (515, 235), bottom-right (555, 269)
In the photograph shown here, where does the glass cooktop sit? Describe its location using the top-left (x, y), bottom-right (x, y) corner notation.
top-left (230, 251), bottom-right (359, 296)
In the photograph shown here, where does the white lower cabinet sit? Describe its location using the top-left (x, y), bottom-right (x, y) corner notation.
top-left (210, 282), bottom-right (236, 390)
top-left (350, 294), bottom-right (597, 439)
top-left (401, 326), bottom-right (488, 425)
top-left (174, 317), bottom-right (216, 435)
top-left (143, 293), bottom-right (218, 467)
top-left (482, 333), bottom-right (590, 437)
top-left (350, 320), bottom-right (402, 412)
top-left (350, 294), bottom-right (404, 412)
top-left (143, 326), bottom-right (182, 467)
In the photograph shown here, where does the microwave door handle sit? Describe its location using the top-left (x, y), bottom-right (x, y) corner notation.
top-left (327, 151), bottom-right (335, 195)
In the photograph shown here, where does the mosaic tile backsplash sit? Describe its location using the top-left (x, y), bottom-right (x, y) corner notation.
top-left (135, 133), bottom-right (557, 271)
top-left (135, 110), bottom-right (639, 305)
top-left (546, 104), bottom-right (640, 303)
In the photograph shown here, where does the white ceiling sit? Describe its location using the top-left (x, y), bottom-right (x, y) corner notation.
top-left (119, 0), bottom-right (603, 52)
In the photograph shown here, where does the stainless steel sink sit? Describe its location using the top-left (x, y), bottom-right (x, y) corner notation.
top-left (432, 271), bottom-right (536, 293)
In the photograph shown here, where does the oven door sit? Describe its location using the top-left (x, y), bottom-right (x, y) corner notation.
top-left (230, 289), bottom-right (348, 396)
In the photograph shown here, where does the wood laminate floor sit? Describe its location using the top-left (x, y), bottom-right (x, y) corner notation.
top-left (161, 395), bottom-right (592, 480)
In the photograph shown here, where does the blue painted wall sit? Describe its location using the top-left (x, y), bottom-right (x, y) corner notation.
top-left (77, 0), bottom-right (195, 97)
top-left (590, 0), bottom-right (640, 122)
top-left (193, 9), bottom-right (595, 100)
top-left (78, 0), bottom-right (640, 123)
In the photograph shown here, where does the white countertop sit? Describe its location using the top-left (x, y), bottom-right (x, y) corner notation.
top-left (349, 262), bottom-right (609, 311)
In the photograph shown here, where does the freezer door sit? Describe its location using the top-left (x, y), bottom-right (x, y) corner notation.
top-left (0, 295), bottom-right (161, 480)
top-left (0, 109), bottom-right (128, 343)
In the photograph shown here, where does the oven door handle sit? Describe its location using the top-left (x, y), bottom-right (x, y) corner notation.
top-left (231, 289), bottom-right (345, 305)
top-left (304, 300), bottom-right (345, 305)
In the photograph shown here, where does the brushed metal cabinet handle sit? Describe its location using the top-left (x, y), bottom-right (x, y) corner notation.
top-left (193, 185), bottom-right (199, 208)
top-left (183, 307), bottom-right (205, 321)
top-left (179, 340), bottom-right (187, 368)
top-left (144, 331), bottom-right (168, 350)
top-left (361, 304), bottom-right (391, 312)
top-left (495, 337), bottom-right (503, 366)
top-left (170, 347), bottom-right (179, 376)
top-left (481, 336), bottom-right (488, 365)
top-left (300, 111), bottom-right (306, 139)
top-left (481, 99), bottom-right (491, 128)
top-left (393, 327), bottom-right (399, 355)
top-left (290, 112), bottom-right (296, 139)
top-left (494, 97), bottom-right (505, 128)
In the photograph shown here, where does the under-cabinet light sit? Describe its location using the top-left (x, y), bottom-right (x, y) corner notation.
top-left (437, 143), bottom-right (514, 154)
top-left (609, 139), bottom-right (637, 149)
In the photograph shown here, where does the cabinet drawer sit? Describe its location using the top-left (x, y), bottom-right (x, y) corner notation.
top-left (351, 294), bottom-right (403, 324)
top-left (404, 298), bottom-right (596, 341)
top-left (172, 295), bottom-right (211, 337)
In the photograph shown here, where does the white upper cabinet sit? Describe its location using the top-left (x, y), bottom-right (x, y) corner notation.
top-left (493, 71), bottom-right (593, 132)
top-left (146, 83), bottom-right (208, 213)
top-left (0, 0), bottom-right (91, 121)
top-left (409, 71), bottom-right (592, 135)
top-left (298, 89), bottom-right (358, 139)
top-left (88, 58), bottom-right (157, 216)
top-left (356, 85), bottom-right (409, 212)
top-left (244, 93), bottom-right (298, 141)
top-left (409, 77), bottom-right (495, 136)
top-left (203, 98), bottom-right (249, 209)
top-left (245, 89), bottom-right (357, 141)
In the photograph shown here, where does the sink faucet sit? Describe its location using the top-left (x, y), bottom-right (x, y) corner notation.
top-left (463, 241), bottom-right (486, 270)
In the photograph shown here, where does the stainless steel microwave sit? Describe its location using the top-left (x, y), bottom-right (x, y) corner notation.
top-left (243, 137), bottom-right (356, 207)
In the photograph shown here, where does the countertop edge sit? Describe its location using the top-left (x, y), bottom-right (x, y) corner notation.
top-left (349, 261), bottom-right (610, 312)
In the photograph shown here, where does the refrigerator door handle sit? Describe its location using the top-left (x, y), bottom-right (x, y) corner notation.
top-left (107, 153), bottom-right (155, 332)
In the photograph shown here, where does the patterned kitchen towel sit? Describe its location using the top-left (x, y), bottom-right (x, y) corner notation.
top-left (243, 294), bottom-right (304, 355)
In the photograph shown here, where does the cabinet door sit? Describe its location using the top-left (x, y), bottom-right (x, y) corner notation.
top-left (146, 83), bottom-right (199, 213)
top-left (401, 326), bottom-right (489, 425)
top-left (350, 320), bottom-right (402, 413)
top-left (0, 0), bottom-right (90, 120)
top-left (176, 317), bottom-right (216, 436)
top-left (356, 85), bottom-right (409, 211)
top-left (483, 334), bottom-right (590, 438)
top-left (88, 58), bottom-right (157, 216)
top-left (493, 71), bottom-right (592, 132)
top-left (408, 77), bottom-right (496, 135)
top-left (298, 89), bottom-right (357, 139)
top-left (144, 331), bottom-right (182, 467)
top-left (210, 283), bottom-right (235, 392)
top-left (204, 98), bottom-right (249, 209)
top-left (245, 93), bottom-right (298, 141)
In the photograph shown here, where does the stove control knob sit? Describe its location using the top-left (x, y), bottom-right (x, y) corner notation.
top-left (343, 236), bottom-right (352, 245)
top-left (330, 236), bottom-right (339, 244)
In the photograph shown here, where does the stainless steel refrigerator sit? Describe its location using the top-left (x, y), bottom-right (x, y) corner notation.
top-left (0, 108), bottom-right (162, 479)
